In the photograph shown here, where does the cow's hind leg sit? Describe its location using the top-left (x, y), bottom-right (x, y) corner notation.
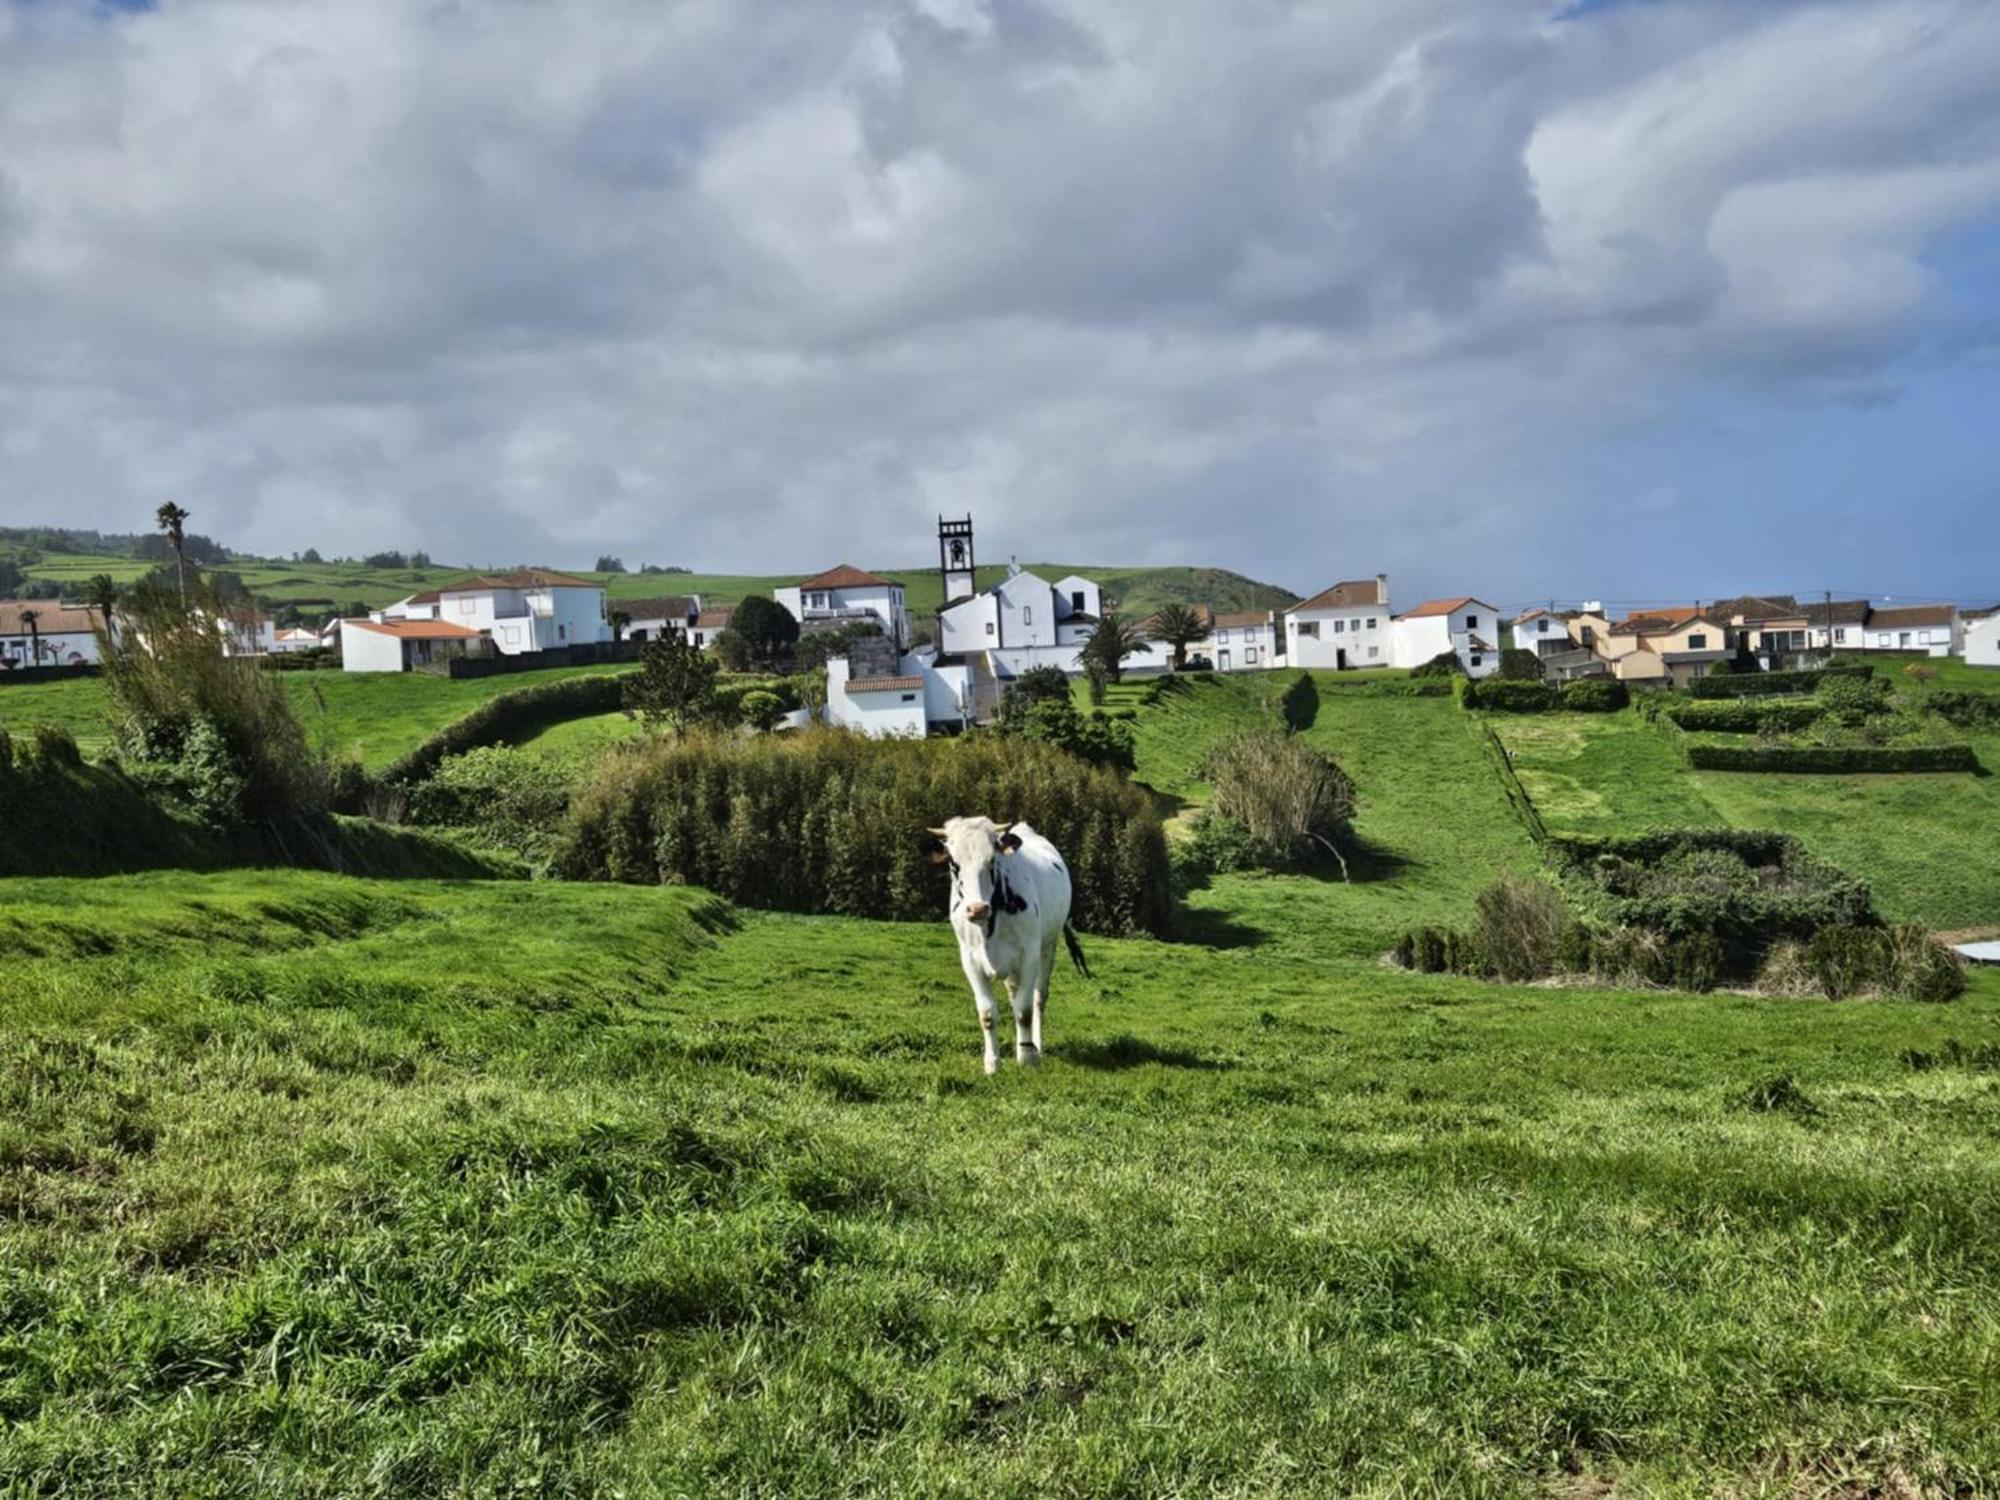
top-left (1032, 936), bottom-right (1057, 1055)
top-left (962, 958), bottom-right (1002, 1075)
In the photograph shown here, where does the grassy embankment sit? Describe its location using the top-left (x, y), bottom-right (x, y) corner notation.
top-left (0, 665), bottom-right (628, 769)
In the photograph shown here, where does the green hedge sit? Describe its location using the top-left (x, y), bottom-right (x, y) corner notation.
top-left (1461, 678), bottom-right (1558, 713)
top-left (382, 673), bottom-right (632, 785)
top-left (1685, 743), bottom-right (1980, 774)
top-left (1665, 698), bottom-right (1822, 733)
top-left (554, 729), bottom-right (1174, 936)
top-left (1560, 677), bottom-right (1627, 712)
top-left (1928, 690), bottom-right (2000, 728)
top-left (1687, 664), bottom-right (1873, 698)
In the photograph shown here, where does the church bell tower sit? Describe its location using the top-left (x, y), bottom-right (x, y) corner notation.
top-left (939, 514), bottom-right (976, 602)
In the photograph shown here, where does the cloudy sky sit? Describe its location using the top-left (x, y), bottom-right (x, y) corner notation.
top-left (2, 0), bottom-right (1996, 609)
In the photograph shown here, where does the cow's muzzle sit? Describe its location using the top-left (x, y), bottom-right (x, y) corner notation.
top-left (964, 901), bottom-right (991, 922)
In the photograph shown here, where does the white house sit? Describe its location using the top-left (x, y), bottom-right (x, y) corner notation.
top-left (1801, 599), bottom-right (1871, 652)
top-left (218, 613), bottom-right (278, 657)
top-left (937, 564), bottom-right (1130, 677)
top-left (776, 566), bottom-right (912, 650)
top-left (690, 604), bottom-right (734, 651)
top-left (338, 617), bottom-right (486, 673)
top-left (0, 601), bottom-right (105, 669)
top-left (1861, 603), bottom-right (1959, 657)
top-left (1207, 610), bottom-right (1281, 671)
top-left (1965, 610), bottom-right (2000, 668)
top-left (620, 595), bottom-right (700, 642)
top-left (825, 657), bottom-right (930, 737)
top-left (1390, 598), bottom-right (1501, 677)
top-left (383, 569), bottom-right (609, 656)
top-left (1284, 577), bottom-right (1390, 670)
top-left (272, 626), bottom-right (321, 653)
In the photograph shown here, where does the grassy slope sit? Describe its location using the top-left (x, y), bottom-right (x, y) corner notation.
top-left (2, 870), bottom-right (1997, 1494)
top-left (0, 665), bottom-right (627, 769)
top-left (14, 549), bottom-right (1296, 622)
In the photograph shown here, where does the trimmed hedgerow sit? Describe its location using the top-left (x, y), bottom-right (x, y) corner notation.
top-left (1665, 699), bottom-right (1822, 733)
top-left (554, 728), bottom-right (1174, 936)
top-left (1560, 677), bottom-right (1628, 712)
top-left (382, 673), bottom-right (632, 786)
top-left (1927, 690), bottom-right (2000, 729)
top-left (1685, 743), bottom-right (1979, 774)
top-left (1687, 664), bottom-right (1873, 698)
top-left (1461, 679), bottom-right (1558, 713)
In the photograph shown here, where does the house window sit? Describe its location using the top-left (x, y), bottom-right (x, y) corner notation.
top-left (1465, 614), bottom-right (1479, 629)
top-left (985, 622), bottom-right (995, 636)
top-left (1834, 628), bottom-right (1847, 643)
top-left (1368, 646), bottom-right (1379, 659)
top-left (1538, 619), bottom-right (1550, 633)
top-left (458, 597), bottom-right (474, 615)
top-left (1366, 618), bottom-right (1377, 629)
top-left (1333, 619), bottom-right (1345, 633)
top-left (1024, 606), bottom-right (1032, 625)
top-left (901, 693), bottom-right (917, 703)
top-left (1245, 646), bottom-right (1258, 665)
top-left (1470, 655), bottom-right (1483, 668)
top-left (1217, 629), bottom-right (1230, 643)
top-left (1071, 590), bottom-right (1086, 612)
top-left (1688, 633), bottom-right (1707, 650)
top-left (1297, 622), bottom-right (1318, 638)
top-left (558, 624), bottom-right (566, 641)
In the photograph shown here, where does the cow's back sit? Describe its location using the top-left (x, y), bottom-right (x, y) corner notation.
top-left (1009, 824), bottom-right (1073, 932)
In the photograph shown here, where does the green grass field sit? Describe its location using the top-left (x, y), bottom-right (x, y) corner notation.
top-left (0, 665), bottom-right (628, 769)
top-left (7, 666), bottom-right (2000, 1491)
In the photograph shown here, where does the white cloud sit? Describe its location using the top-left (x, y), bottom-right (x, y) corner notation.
top-left (0, 0), bottom-right (1995, 599)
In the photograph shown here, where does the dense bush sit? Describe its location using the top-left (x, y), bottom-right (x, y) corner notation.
top-left (994, 699), bottom-right (1136, 773)
top-left (1560, 677), bottom-right (1628, 712)
top-left (1474, 874), bottom-right (1574, 981)
top-left (996, 666), bottom-right (1073, 722)
top-left (1198, 729), bottom-right (1356, 873)
top-left (257, 647), bottom-right (339, 672)
top-left (407, 747), bottom-right (578, 862)
top-left (1411, 651), bottom-right (1465, 679)
top-left (738, 690), bottom-right (786, 733)
top-left (1685, 743), bottom-right (1979, 774)
top-left (384, 673), bottom-right (630, 784)
top-left (1278, 671), bottom-right (1319, 732)
top-left (1687, 664), bottom-right (1873, 698)
top-left (1815, 672), bottom-right (1890, 726)
top-left (554, 729), bottom-right (1174, 936)
top-left (1665, 699), bottom-right (1822, 733)
top-left (1497, 649), bottom-right (1544, 682)
top-left (27, 722), bottom-right (82, 770)
top-left (1927, 690), bottom-right (2000, 728)
top-left (1805, 925), bottom-right (1965, 1002)
top-left (1461, 679), bottom-right (1558, 713)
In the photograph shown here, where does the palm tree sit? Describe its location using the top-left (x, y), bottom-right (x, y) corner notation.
top-left (1147, 602), bottom-right (1210, 672)
top-left (155, 502), bottom-right (190, 608)
top-left (19, 607), bottom-right (40, 667)
top-left (1083, 608), bottom-right (1147, 685)
top-left (84, 573), bottom-right (120, 650)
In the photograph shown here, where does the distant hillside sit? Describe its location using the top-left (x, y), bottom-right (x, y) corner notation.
top-left (7, 543), bottom-right (1295, 624)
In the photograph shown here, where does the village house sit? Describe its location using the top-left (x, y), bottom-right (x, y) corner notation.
top-left (1964, 608), bottom-right (2000, 669)
top-left (1205, 609), bottom-right (1283, 672)
top-left (1801, 599), bottom-right (1871, 653)
top-left (271, 626), bottom-right (321, 653)
top-left (618, 595), bottom-right (701, 642)
top-left (378, 569), bottom-right (609, 656)
top-left (338, 617), bottom-right (486, 674)
top-left (1390, 598), bottom-right (1500, 677)
top-left (690, 604), bottom-right (734, 651)
top-left (0, 601), bottom-right (106, 669)
top-left (776, 566), bottom-right (912, 651)
top-left (1283, 577), bottom-right (1390, 670)
top-left (1862, 603), bottom-right (1960, 657)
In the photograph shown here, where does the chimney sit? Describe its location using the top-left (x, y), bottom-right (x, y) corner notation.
top-left (1376, 573), bottom-right (1388, 605)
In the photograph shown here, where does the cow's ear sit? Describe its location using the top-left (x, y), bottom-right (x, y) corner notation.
top-left (998, 827), bottom-right (1023, 855)
top-left (923, 834), bottom-right (949, 864)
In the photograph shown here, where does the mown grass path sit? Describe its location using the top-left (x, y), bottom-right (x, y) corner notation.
top-left (2, 871), bottom-right (1997, 1494)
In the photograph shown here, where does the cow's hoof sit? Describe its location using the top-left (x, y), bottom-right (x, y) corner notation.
top-left (1018, 1047), bottom-right (1040, 1068)
top-left (983, 1056), bottom-right (1000, 1076)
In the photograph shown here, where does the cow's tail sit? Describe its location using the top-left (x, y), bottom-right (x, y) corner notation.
top-left (1063, 922), bottom-right (1091, 979)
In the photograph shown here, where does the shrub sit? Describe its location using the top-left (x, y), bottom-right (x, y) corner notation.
top-left (1199, 729), bottom-right (1356, 872)
top-left (1474, 874), bottom-right (1574, 981)
top-left (1497, 648), bottom-right (1543, 682)
top-left (0, 724), bottom-right (11, 775)
top-left (1178, 811), bottom-right (1272, 881)
top-left (1462, 679), bottom-right (1558, 713)
top-left (996, 699), bottom-right (1136, 773)
top-left (1560, 677), bottom-right (1628, 712)
top-left (1805, 926), bottom-right (1888, 1000)
top-left (1665, 699), bottom-right (1821, 733)
top-left (996, 666), bottom-right (1072, 722)
top-left (626, 634), bottom-right (720, 735)
top-left (1815, 672), bottom-right (1889, 726)
top-left (408, 747), bottom-right (578, 862)
top-left (554, 729), bottom-right (1173, 936)
top-left (739, 690), bottom-right (785, 733)
top-left (1882, 924), bottom-right (1966, 1002)
top-left (1278, 671), bottom-right (1319, 732)
top-left (28, 722), bottom-right (82, 770)
top-left (1755, 941), bottom-right (1817, 997)
top-left (1927, 690), bottom-right (2000, 729)
top-left (1684, 744), bottom-right (1978, 774)
top-left (385, 674), bottom-right (630, 785)
top-left (1411, 651), bottom-right (1465, 679)
top-left (1688, 664), bottom-right (1873, 698)
top-left (1397, 925), bottom-right (1479, 975)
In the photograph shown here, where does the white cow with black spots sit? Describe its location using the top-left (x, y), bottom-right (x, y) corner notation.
top-left (927, 816), bottom-right (1091, 1074)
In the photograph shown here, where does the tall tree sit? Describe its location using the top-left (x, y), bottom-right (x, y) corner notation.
top-left (154, 503), bottom-right (191, 609)
top-left (1083, 609), bottom-right (1146, 684)
top-left (83, 573), bottom-right (120, 650)
top-left (729, 594), bottom-right (801, 668)
top-left (624, 631), bottom-right (721, 736)
top-left (1147, 603), bottom-right (1210, 672)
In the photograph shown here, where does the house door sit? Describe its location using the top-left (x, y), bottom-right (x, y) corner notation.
top-left (1336, 647), bottom-right (1348, 670)
top-left (1218, 650), bottom-right (1232, 671)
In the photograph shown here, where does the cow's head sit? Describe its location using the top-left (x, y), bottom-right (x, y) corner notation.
top-left (926, 816), bottom-right (1022, 925)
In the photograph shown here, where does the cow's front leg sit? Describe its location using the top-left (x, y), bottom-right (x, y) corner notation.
top-left (961, 960), bottom-right (1001, 1075)
top-left (1013, 954), bottom-right (1042, 1067)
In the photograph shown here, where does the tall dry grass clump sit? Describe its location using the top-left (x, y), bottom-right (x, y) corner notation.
top-left (1197, 729), bottom-right (1355, 874)
top-left (553, 727), bottom-right (1174, 935)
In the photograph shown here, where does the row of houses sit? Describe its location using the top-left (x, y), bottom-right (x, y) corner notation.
top-left (1512, 593), bottom-right (1989, 688)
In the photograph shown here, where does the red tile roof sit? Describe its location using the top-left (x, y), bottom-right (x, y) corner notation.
top-left (0, 601), bottom-right (105, 636)
top-left (800, 564), bottom-right (895, 590)
top-left (344, 619), bottom-right (485, 640)
top-left (1212, 611), bottom-right (1271, 629)
top-left (440, 568), bottom-right (598, 592)
top-left (1868, 603), bottom-right (1956, 629)
top-left (847, 675), bottom-right (924, 693)
top-left (1291, 578), bottom-right (1384, 612)
top-left (1400, 597), bottom-right (1484, 619)
top-left (695, 606), bottom-right (735, 629)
